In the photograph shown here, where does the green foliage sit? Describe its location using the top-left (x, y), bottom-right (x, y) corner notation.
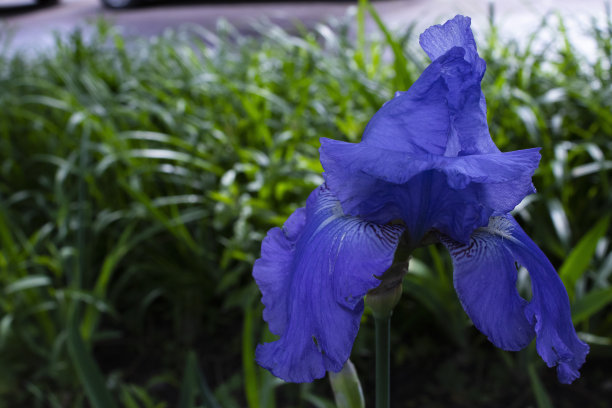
top-left (0, 4), bottom-right (611, 408)
top-left (178, 351), bottom-right (220, 408)
top-left (561, 215), bottom-right (610, 300)
top-left (328, 360), bottom-right (365, 408)
top-left (527, 364), bottom-right (554, 408)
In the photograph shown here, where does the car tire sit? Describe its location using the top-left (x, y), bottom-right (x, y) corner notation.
top-left (101, 0), bottom-right (141, 9)
top-left (36, 0), bottom-right (59, 5)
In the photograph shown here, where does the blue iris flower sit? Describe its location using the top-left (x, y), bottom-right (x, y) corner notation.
top-left (253, 15), bottom-right (588, 384)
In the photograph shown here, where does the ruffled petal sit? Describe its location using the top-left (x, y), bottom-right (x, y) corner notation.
top-left (321, 138), bottom-right (540, 187)
top-left (419, 15), bottom-right (484, 74)
top-left (419, 15), bottom-right (494, 156)
top-left (360, 47), bottom-right (471, 156)
top-left (360, 15), bottom-right (496, 157)
top-left (253, 185), bottom-right (404, 382)
top-left (319, 16), bottom-right (528, 244)
top-left (508, 217), bottom-right (590, 384)
top-left (254, 208), bottom-right (306, 336)
top-left (321, 138), bottom-right (539, 244)
top-left (441, 216), bottom-right (589, 383)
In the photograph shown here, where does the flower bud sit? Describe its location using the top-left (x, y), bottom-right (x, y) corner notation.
top-left (366, 261), bottom-right (409, 319)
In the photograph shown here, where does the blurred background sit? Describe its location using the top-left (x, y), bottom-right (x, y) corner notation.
top-left (1, 0), bottom-right (611, 407)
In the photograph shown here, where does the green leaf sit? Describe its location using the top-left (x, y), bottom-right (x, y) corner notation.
top-left (527, 364), bottom-right (553, 408)
top-left (364, 0), bottom-right (411, 90)
top-left (302, 394), bottom-right (337, 408)
top-left (67, 323), bottom-right (119, 408)
top-left (577, 332), bottom-right (612, 346)
top-left (242, 308), bottom-right (259, 408)
top-left (178, 350), bottom-right (221, 408)
top-left (120, 387), bottom-right (142, 408)
top-left (5, 275), bottom-right (51, 294)
top-left (572, 287), bottom-right (612, 324)
top-left (328, 360), bottom-right (365, 408)
top-left (559, 215), bottom-right (610, 300)
top-left (178, 353), bottom-right (198, 408)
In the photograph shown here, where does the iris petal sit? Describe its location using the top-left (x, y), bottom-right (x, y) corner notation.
top-left (509, 217), bottom-right (590, 384)
top-left (360, 47), bottom-right (467, 155)
top-left (321, 138), bottom-right (540, 187)
top-left (419, 15), bottom-right (483, 74)
top-left (360, 15), bottom-right (495, 158)
top-left (321, 138), bottom-right (540, 244)
top-left (419, 15), bottom-right (494, 156)
top-left (320, 15), bottom-right (528, 244)
top-left (253, 185), bottom-right (404, 382)
top-left (440, 219), bottom-right (536, 351)
top-left (441, 216), bottom-right (589, 383)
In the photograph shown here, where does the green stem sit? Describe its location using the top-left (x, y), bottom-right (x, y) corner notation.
top-left (367, 261), bottom-right (408, 408)
top-left (375, 315), bottom-right (390, 408)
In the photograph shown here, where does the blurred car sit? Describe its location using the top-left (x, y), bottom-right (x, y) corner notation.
top-left (101, 0), bottom-right (140, 8)
top-left (0, 0), bottom-right (58, 6)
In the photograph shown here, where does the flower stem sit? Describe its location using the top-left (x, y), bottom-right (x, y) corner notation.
top-left (366, 261), bottom-right (408, 408)
top-left (374, 314), bottom-right (390, 408)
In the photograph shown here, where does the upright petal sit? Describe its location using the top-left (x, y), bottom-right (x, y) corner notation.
top-left (253, 185), bottom-right (404, 382)
top-left (419, 15), bottom-right (492, 156)
top-left (359, 15), bottom-right (495, 157)
top-left (361, 47), bottom-right (486, 156)
top-left (320, 16), bottom-right (524, 244)
top-left (419, 15), bottom-right (483, 74)
top-left (360, 51), bottom-right (458, 156)
top-left (441, 216), bottom-right (589, 383)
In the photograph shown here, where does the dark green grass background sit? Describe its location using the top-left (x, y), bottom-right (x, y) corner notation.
top-left (0, 4), bottom-right (611, 407)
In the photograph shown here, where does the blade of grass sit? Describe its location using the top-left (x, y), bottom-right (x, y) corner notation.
top-left (572, 287), bottom-right (612, 324)
top-left (178, 350), bottom-right (221, 408)
top-left (363, 0), bottom-right (411, 90)
top-left (560, 215), bottom-right (610, 300)
top-left (527, 364), bottom-right (553, 408)
top-left (355, 0), bottom-right (367, 71)
top-left (65, 115), bottom-right (118, 408)
top-left (242, 307), bottom-right (260, 408)
top-left (66, 321), bottom-right (119, 408)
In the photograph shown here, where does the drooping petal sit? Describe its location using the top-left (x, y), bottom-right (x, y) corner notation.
top-left (254, 208), bottom-right (306, 336)
top-left (441, 216), bottom-right (589, 383)
top-left (440, 219), bottom-right (536, 351)
top-left (253, 185), bottom-right (404, 382)
top-left (509, 218), bottom-right (590, 384)
top-left (321, 138), bottom-right (540, 244)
